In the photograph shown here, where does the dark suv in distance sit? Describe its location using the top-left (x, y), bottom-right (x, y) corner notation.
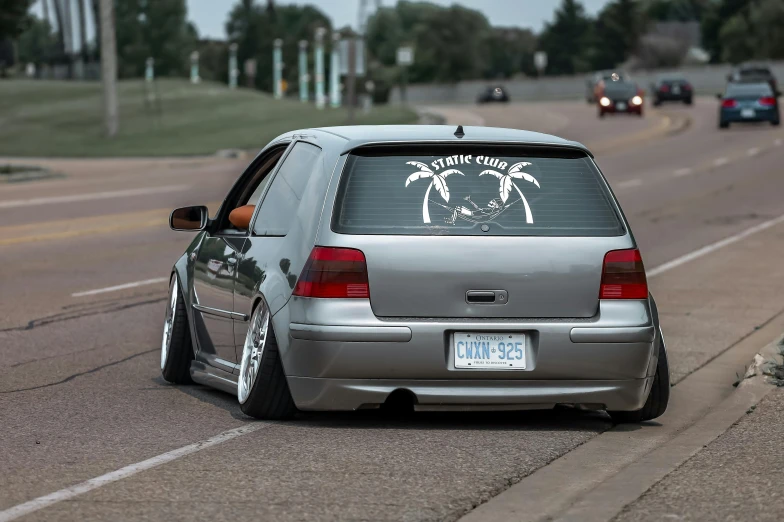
top-left (727, 63), bottom-right (779, 95)
top-left (477, 86), bottom-right (510, 104)
top-left (650, 75), bottom-right (693, 106)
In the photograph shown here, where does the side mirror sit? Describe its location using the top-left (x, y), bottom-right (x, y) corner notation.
top-left (715, 93), bottom-right (723, 100)
top-left (170, 205), bottom-right (208, 231)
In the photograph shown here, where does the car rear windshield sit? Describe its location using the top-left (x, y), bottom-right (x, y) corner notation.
top-left (726, 83), bottom-right (773, 97)
top-left (332, 146), bottom-right (625, 236)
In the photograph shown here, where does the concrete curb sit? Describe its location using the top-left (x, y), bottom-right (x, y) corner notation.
top-left (458, 312), bottom-right (784, 522)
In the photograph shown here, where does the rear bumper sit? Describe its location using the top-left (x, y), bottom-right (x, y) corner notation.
top-left (280, 299), bottom-right (657, 381)
top-left (287, 376), bottom-right (651, 412)
top-left (721, 107), bottom-right (779, 123)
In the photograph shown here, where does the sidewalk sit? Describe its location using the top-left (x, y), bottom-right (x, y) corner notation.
top-left (615, 340), bottom-right (784, 522)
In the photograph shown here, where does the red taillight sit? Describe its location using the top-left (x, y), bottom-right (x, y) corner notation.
top-left (721, 98), bottom-right (736, 108)
top-left (682, 83), bottom-right (692, 91)
top-left (293, 247), bottom-right (369, 298)
top-left (659, 84), bottom-right (669, 92)
top-left (600, 249), bottom-right (648, 300)
top-left (759, 96), bottom-right (776, 106)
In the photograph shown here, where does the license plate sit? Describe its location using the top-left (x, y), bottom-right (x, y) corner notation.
top-left (616, 102), bottom-right (627, 111)
top-left (741, 109), bottom-right (755, 118)
top-left (672, 86), bottom-right (681, 95)
top-left (454, 333), bottom-right (526, 369)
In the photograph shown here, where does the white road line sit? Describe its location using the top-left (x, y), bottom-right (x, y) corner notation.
top-left (713, 157), bottom-right (729, 167)
top-left (747, 147), bottom-right (760, 156)
top-left (71, 277), bottom-right (169, 297)
top-left (0, 425), bottom-right (266, 522)
top-left (648, 213), bottom-right (784, 278)
top-left (0, 185), bottom-right (188, 209)
top-left (617, 179), bottom-right (642, 189)
top-left (673, 167), bottom-right (693, 177)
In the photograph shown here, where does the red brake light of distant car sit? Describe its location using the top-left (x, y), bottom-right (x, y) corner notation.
top-left (293, 247), bottom-right (369, 298)
top-left (600, 249), bottom-right (648, 300)
top-left (721, 99), bottom-right (737, 108)
top-left (659, 84), bottom-right (669, 92)
top-left (759, 96), bottom-right (776, 106)
top-left (682, 83), bottom-right (692, 91)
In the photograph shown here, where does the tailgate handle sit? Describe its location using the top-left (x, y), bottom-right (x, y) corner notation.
top-left (466, 291), bottom-right (501, 304)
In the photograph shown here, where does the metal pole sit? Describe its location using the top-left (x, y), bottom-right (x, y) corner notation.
top-left (314, 28), bottom-right (326, 109)
top-left (347, 38), bottom-right (356, 124)
top-left (273, 38), bottom-right (283, 99)
top-left (330, 32), bottom-right (341, 108)
top-left (229, 43), bottom-right (238, 89)
top-left (298, 40), bottom-right (309, 102)
top-left (190, 51), bottom-right (200, 84)
top-left (98, 0), bottom-right (118, 137)
top-left (401, 65), bottom-right (408, 104)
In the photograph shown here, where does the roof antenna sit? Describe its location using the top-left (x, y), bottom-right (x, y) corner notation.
top-left (454, 125), bottom-right (465, 138)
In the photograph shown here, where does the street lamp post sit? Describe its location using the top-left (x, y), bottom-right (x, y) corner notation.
top-left (273, 38), bottom-right (283, 99)
top-left (229, 43), bottom-right (238, 89)
top-left (314, 28), bottom-right (326, 109)
top-left (330, 32), bottom-right (341, 108)
top-left (190, 51), bottom-right (200, 84)
top-left (298, 40), bottom-right (309, 102)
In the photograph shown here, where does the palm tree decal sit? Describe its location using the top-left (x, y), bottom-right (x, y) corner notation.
top-left (479, 161), bottom-right (541, 224)
top-left (404, 161), bottom-right (464, 223)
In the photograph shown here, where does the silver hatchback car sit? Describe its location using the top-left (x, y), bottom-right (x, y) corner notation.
top-left (162, 125), bottom-right (669, 423)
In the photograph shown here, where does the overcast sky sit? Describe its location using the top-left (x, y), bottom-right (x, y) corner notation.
top-left (33, 0), bottom-right (611, 43)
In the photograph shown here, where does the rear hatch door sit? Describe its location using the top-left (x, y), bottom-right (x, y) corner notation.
top-left (330, 145), bottom-right (632, 319)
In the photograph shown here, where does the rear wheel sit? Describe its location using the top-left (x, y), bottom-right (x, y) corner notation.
top-left (609, 334), bottom-right (670, 423)
top-left (161, 276), bottom-right (193, 384)
top-left (772, 118), bottom-right (780, 126)
top-left (719, 120), bottom-right (729, 129)
top-left (238, 299), bottom-right (298, 420)
top-left (598, 109), bottom-right (605, 119)
top-left (684, 97), bottom-right (693, 105)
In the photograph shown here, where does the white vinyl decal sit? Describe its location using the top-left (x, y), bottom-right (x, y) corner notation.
top-left (404, 156), bottom-right (541, 225)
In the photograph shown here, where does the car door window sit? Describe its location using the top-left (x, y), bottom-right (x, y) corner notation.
top-left (212, 146), bottom-right (287, 234)
top-left (253, 142), bottom-right (322, 236)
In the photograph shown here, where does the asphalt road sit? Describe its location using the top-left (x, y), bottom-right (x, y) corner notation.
top-left (2, 97), bottom-right (784, 521)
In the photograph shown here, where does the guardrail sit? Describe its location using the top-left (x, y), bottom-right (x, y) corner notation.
top-left (390, 61), bottom-right (784, 104)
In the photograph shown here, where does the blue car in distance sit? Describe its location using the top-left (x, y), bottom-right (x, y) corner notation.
top-left (718, 82), bottom-right (780, 129)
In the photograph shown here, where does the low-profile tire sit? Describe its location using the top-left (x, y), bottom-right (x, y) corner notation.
top-left (609, 334), bottom-right (670, 424)
top-left (238, 299), bottom-right (298, 420)
top-left (161, 275), bottom-right (194, 384)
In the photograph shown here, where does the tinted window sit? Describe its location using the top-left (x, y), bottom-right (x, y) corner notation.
top-left (726, 83), bottom-right (773, 97)
top-left (253, 142), bottom-right (321, 236)
top-left (604, 82), bottom-right (637, 98)
top-left (332, 148), bottom-right (624, 237)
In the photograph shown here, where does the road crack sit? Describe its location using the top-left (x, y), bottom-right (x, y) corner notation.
top-left (0, 297), bottom-right (166, 333)
top-left (0, 348), bottom-right (157, 394)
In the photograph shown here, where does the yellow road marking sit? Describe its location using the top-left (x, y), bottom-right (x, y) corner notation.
top-left (0, 202), bottom-right (221, 246)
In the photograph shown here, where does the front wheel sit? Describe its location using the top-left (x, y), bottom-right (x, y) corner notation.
top-left (238, 299), bottom-right (298, 420)
top-left (161, 275), bottom-right (193, 384)
top-left (609, 334), bottom-right (670, 423)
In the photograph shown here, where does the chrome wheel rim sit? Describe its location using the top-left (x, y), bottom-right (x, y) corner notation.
top-left (238, 302), bottom-right (269, 404)
top-left (161, 278), bottom-right (178, 370)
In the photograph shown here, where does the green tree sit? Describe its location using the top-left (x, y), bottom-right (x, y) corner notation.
top-left (482, 27), bottom-right (537, 79)
top-left (750, 0), bottom-right (784, 59)
top-left (16, 16), bottom-right (57, 65)
top-left (591, 0), bottom-right (643, 70)
top-left (115, 0), bottom-right (197, 78)
top-left (701, 0), bottom-right (750, 63)
top-left (0, 0), bottom-right (33, 41)
top-left (718, 12), bottom-right (752, 63)
top-left (538, 0), bottom-right (593, 75)
top-left (226, 0), bottom-right (331, 93)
